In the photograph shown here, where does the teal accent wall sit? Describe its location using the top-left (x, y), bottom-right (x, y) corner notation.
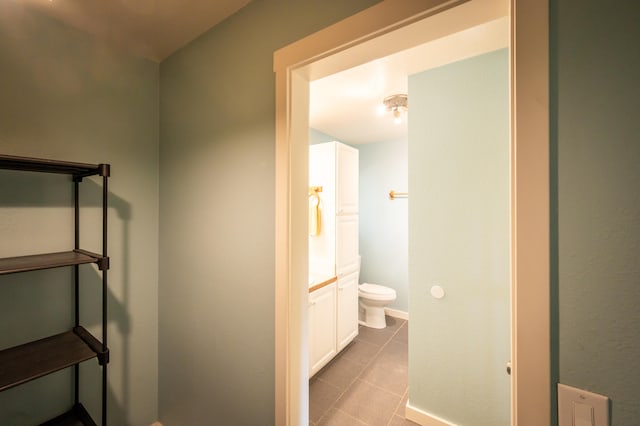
top-left (554, 0), bottom-right (640, 423)
top-left (0, 3), bottom-right (159, 425)
top-left (158, 1), bottom-right (381, 424)
top-left (358, 140), bottom-right (409, 312)
top-left (408, 49), bottom-right (509, 425)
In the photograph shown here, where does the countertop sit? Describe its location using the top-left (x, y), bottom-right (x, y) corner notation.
top-left (309, 275), bottom-right (337, 293)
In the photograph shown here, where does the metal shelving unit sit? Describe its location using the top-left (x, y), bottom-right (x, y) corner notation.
top-left (0, 154), bottom-right (110, 425)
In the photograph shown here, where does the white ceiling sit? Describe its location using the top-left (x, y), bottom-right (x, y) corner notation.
top-left (19, 0), bottom-right (252, 61)
top-left (310, 17), bottom-right (509, 145)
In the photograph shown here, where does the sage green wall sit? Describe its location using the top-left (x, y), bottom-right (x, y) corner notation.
top-left (0, 4), bottom-right (159, 425)
top-left (408, 49), bottom-right (509, 425)
top-left (157, 1), bottom-right (381, 424)
top-left (555, 1), bottom-right (640, 423)
top-left (4, 2), bottom-right (635, 425)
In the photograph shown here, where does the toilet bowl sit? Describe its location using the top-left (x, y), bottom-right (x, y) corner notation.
top-left (358, 283), bottom-right (397, 329)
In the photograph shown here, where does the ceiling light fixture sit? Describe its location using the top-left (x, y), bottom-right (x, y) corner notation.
top-left (382, 94), bottom-right (408, 124)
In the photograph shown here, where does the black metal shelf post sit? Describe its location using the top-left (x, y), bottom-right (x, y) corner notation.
top-left (0, 154), bottom-right (110, 425)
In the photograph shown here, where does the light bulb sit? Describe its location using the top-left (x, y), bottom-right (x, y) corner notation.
top-left (393, 108), bottom-right (402, 124)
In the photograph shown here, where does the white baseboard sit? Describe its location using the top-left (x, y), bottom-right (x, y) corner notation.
top-left (385, 307), bottom-right (409, 320)
top-left (405, 400), bottom-right (457, 426)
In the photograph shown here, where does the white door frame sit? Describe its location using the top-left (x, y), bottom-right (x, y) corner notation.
top-left (274, 0), bottom-right (549, 425)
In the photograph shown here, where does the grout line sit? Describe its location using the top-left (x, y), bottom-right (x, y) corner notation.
top-left (386, 388), bottom-right (410, 426)
top-left (315, 337), bottom-right (385, 420)
top-left (360, 376), bottom-right (407, 398)
top-left (318, 408), bottom-right (367, 425)
top-left (313, 317), bottom-right (408, 424)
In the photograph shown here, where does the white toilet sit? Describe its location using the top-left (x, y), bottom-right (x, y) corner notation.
top-left (358, 283), bottom-right (397, 329)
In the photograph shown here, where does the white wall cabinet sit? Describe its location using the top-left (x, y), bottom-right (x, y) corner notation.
top-left (336, 142), bottom-right (359, 215)
top-left (337, 270), bottom-right (359, 352)
top-left (309, 141), bottom-right (359, 280)
top-left (309, 141), bottom-right (359, 377)
top-left (309, 283), bottom-right (337, 377)
top-left (336, 214), bottom-right (359, 277)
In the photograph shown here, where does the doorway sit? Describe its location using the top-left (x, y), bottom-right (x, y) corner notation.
top-left (274, 1), bottom-right (550, 425)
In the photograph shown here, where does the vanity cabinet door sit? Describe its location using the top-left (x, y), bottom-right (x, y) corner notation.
top-left (309, 283), bottom-right (337, 377)
top-left (336, 215), bottom-right (359, 277)
top-left (337, 270), bottom-right (359, 352)
top-left (336, 142), bottom-right (359, 215)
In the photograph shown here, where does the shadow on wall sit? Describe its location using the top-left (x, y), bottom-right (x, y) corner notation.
top-left (0, 171), bottom-right (132, 424)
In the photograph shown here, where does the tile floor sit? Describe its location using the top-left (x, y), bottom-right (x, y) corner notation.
top-left (309, 316), bottom-right (419, 426)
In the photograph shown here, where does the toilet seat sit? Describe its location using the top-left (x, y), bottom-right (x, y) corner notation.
top-left (359, 283), bottom-right (396, 301)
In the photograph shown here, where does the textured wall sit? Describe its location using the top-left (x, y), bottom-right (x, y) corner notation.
top-left (0, 3), bottom-right (159, 425)
top-left (358, 140), bottom-right (409, 312)
top-left (555, 0), bottom-right (640, 423)
top-left (157, 1), bottom-right (381, 424)
top-left (408, 49), bottom-right (510, 425)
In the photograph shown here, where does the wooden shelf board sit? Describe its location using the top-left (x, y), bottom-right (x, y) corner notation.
top-left (0, 251), bottom-right (102, 275)
top-left (0, 154), bottom-right (101, 177)
top-left (0, 327), bottom-right (102, 392)
top-left (40, 403), bottom-right (97, 426)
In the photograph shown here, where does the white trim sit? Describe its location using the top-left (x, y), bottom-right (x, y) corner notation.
top-left (385, 307), bottom-right (409, 320)
top-left (274, 0), bottom-right (549, 424)
top-left (405, 400), bottom-right (457, 426)
top-left (510, 0), bottom-right (550, 424)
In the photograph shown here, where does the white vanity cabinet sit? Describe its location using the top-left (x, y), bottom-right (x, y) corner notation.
top-left (309, 282), bottom-right (337, 377)
top-left (336, 270), bottom-right (359, 352)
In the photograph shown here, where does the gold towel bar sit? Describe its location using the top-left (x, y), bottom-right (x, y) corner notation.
top-left (309, 186), bottom-right (323, 195)
top-left (389, 190), bottom-right (408, 200)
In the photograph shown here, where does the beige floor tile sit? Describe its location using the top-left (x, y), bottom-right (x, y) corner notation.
top-left (317, 355), bottom-right (366, 391)
top-left (310, 318), bottom-right (412, 426)
top-left (309, 378), bottom-right (342, 423)
top-left (317, 409), bottom-right (367, 425)
top-left (356, 324), bottom-right (398, 347)
top-left (388, 414), bottom-right (421, 426)
top-left (360, 359), bottom-right (407, 396)
top-left (391, 321), bottom-right (408, 344)
top-left (340, 338), bottom-right (382, 366)
top-left (378, 340), bottom-right (408, 367)
top-left (396, 390), bottom-right (408, 416)
top-left (333, 379), bottom-right (401, 426)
